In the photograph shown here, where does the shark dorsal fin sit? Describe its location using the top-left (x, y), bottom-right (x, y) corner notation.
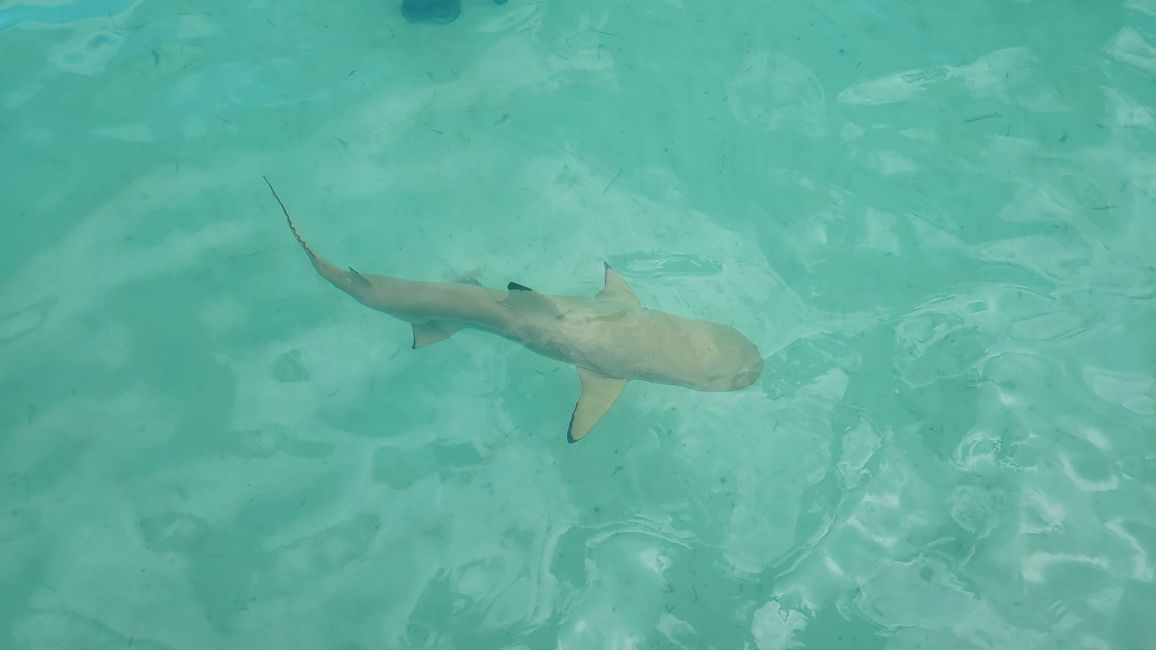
top-left (596, 263), bottom-right (640, 307)
top-left (501, 282), bottom-right (562, 318)
top-left (568, 367), bottom-right (627, 443)
top-left (412, 320), bottom-right (462, 349)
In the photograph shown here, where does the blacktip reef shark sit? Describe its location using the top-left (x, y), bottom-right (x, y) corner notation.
top-left (263, 177), bottom-right (763, 443)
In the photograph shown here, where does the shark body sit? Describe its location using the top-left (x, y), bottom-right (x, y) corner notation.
top-left (265, 178), bottom-right (763, 442)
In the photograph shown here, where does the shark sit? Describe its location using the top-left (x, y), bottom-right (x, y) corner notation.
top-left (264, 177), bottom-right (764, 442)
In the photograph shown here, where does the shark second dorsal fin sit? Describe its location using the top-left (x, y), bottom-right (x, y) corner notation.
top-left (501, 282), bottom-right (562, 318)
top-left (568, 367), bottom-right (627, 443)
top-left (412, 321), bottom-right (463, 349)
top-left (596, 263), bottom-right (640, 307)
top-left (349, 267), bottom-right (371, 288)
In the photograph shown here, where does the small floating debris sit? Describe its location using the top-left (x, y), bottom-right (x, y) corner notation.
top-left (962, 112), bottom-right (1000, 124)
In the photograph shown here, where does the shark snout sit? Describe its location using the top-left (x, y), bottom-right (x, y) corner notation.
top-left (698, 345), bottom-right (763, 391)
top-left (728, 353), bottom-right (764, 389)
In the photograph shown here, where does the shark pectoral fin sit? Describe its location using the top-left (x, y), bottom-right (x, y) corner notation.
top-left (567, 368), bottom-right (627, 443)
top-left (596, 263), bottom-right (640, 307)
top-left (412, 321), bottom-right (463, 349)
top-left (501, 282), bottom-right (562, 318)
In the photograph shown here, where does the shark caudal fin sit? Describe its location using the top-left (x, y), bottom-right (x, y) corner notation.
top-left (263, 177), bottom-right (371, 293)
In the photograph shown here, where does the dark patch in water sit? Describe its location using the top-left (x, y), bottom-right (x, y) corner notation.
top-left (401, 0), bottom-right (461, 24)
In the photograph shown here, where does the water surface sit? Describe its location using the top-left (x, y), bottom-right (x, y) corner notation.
top-left (1, 0), bottom-right (1154, 648)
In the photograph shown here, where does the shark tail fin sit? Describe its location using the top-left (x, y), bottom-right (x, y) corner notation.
top-left (264, 176), bottom-right (320, 261)
top-left (263, 176), bottom-right (366, 294)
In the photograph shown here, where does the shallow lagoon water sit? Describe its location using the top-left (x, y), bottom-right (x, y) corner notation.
top-left (1, 0), bottom-right (1154, 648)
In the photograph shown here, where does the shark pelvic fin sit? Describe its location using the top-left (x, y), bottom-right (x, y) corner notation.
top-left (567, 367), bottom-right (627, 443)
top-left (412, 321), bottom-right (463, 349)
top-left (596, 263), bottom-right (640, 307)
top-left (501, 282), bottom-right (562, 318)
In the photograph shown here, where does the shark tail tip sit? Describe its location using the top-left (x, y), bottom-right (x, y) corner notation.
top-left (263, 176), bottom-right (320, 260)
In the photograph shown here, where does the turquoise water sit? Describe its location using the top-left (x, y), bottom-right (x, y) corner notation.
top-left (2, 0), bottom-right (1155, 647)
